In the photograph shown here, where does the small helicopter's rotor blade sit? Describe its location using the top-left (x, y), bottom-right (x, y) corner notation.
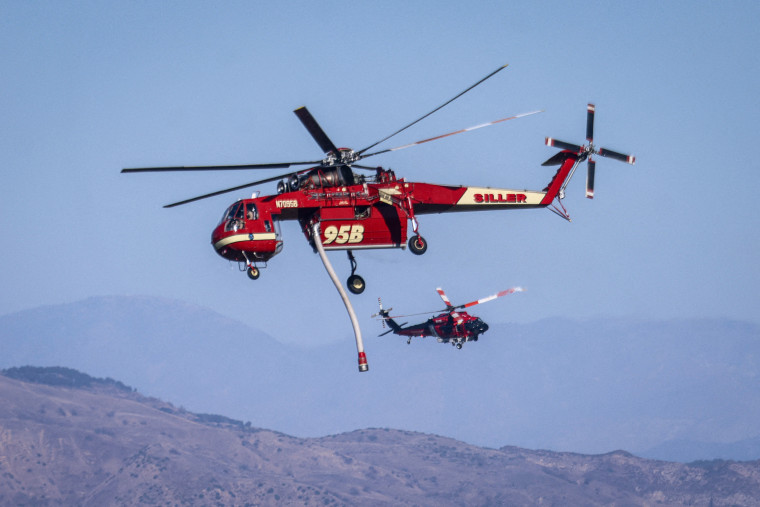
top-left (121, 161), bottom-right (321, 173)
top-left (598, 147), bottom-right (636, 165)
top-left (360, 110), bottom-right (543, 160)
top-left (377, 309), bottom-right (445, 319)
top-left (586, 158), bottom-right (596, 199)
top-left (586, 103), bottom-right (595, 143)
top-left (293, 106), bottom-right (339, 155)
top-left (457, 287), bottom-right (524, 309)
top-left (378, 329), bottom-right (394, 337)
top-left (163, 170), bottom-right (301, 208)
top-left (545, 138), bottom-right (583, 153)
top-left (436, 287), bottom-right (453, 309)
top-left (357, 64), bottom-right (510, 156)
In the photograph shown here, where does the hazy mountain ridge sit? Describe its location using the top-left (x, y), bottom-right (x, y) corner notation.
top-left (1, 296), bottom-right (759, 461)
top-left (2, 368), bottom-right (760, 506)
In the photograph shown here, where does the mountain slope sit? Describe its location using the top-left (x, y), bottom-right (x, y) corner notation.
top-left (2, 368), bottom-right (760, 506)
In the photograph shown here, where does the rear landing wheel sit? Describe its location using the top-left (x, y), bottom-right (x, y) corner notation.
top-left (456, 343), bottom-right (463, 349)
top-left (408, 235), bottom-right (427, 255)
top-left (347, 274), bottom-right (365, 295)
top-left (247, 267), bottom-right (260, 280)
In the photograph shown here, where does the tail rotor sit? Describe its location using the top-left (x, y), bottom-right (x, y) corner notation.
top-left (371, 297), bottom-right (391, 327)
top-left (545, 103), bottom-right (635, 199)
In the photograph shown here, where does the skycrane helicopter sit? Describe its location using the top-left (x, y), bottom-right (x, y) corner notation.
top-left (122, 65), bottom-right (635, 297)
top-left (373, 287), bottom-right (524, 349)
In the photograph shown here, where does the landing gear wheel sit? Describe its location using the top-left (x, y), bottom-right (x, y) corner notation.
top-left (456, 343), bottom-right (463, 349)
top-left (408, 235), bottom-right (427, 255)
top-left (247, 267), bottom-right (260, 280)
top-left (347, 274), bottom-right (365, 295)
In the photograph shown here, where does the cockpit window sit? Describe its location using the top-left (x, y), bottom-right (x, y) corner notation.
top-left (246, 203), bottom-right (257, 220)
top-left (219, 202), bottom-right (245, 230)
top-left (219, 204), bottom-right (236, 225)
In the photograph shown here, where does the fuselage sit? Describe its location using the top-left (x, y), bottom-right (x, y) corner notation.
top-left (390, 311), bottom-right (489, 342)
top-left (209, 156), bottom-right (577, 264)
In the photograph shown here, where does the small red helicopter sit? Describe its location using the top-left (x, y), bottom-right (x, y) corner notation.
top-left (373, 287), bottom-right (524, 349)
top-left (122, 64), bottom-right (635, 297)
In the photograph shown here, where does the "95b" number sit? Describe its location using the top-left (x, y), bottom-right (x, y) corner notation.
top-left (323, 225), bottom-right (364, 244)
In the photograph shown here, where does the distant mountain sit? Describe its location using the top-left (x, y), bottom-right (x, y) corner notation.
top-left (2, 296), bottom-right (759, 462)
top-left (2, 367), bottom-right (759, 506)
top-left (641, 436), bottom-right (760, 464)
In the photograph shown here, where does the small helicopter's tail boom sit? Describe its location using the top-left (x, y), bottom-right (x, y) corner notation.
top-left (377, 309), bottom-right (405, 334)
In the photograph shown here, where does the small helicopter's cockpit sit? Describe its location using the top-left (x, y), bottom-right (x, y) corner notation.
top-left (466, 317), bottom-right (489, 335)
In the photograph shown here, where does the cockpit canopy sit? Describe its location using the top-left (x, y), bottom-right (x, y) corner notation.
top-left (219, 201), bottom-right (258, 226)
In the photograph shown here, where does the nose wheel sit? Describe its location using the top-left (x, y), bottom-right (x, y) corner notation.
top-left (241, 253), bottom-right (262, 281)
top-left (246, 266), bottom-right (260, 280)
top-left (346, 250), bottom-right (365, 294)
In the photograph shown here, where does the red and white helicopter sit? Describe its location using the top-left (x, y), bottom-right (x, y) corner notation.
top-left (123, 65), bottom-right (634, 372)
top-left (373, 287), bottom-right (524, 349)
top-left (122, 65), bottom-right (635, 297)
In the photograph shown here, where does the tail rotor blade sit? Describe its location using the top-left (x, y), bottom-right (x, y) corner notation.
top-left (586, 103), bottom-right (595, 143)
top-left (545, 138), bottom-right (583, 153)
top-left (598, 147), bottom-right (636, 165)
top-left (376, 298), bottom-right (386, 328)
top-left (586, 159), bottom-right (596, 199)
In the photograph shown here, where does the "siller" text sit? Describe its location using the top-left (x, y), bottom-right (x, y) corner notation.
top-left (473, 193), bottom-right (527, 203)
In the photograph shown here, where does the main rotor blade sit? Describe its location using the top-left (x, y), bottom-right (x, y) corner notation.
top-left (586, 103), bottom-right (595, 143)
top-left (360, 110), bottom-right (543, 160)
top-left (377, 309), bottom-right (446, 319)
top-left (456, 287), bottom-right (524, 309)
top-left (357, 63), bottom-right (510, 155)
top-left (436, 288), bottom-right (453, 309)
top-left (293, 106), bottom-right (339, 155)
top-left (122, 161), bottom-right (321, 173)
top-left (598, 147), bottom-right (636, 165)
top-left (163, 170), bottom-right (300, 208)
top-left (545, 137), bottom-right (583, 153)
top-left (381, 286), bottom-right (524, 319)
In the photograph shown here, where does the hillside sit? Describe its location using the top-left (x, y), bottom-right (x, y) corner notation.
top-left (2, 367), bottom-right (760, 506)
top-left (1, 296), bottom-right (759, 461)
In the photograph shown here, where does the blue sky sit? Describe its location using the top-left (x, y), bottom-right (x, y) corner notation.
top-left (1, 1), bottom-right (759, 347)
